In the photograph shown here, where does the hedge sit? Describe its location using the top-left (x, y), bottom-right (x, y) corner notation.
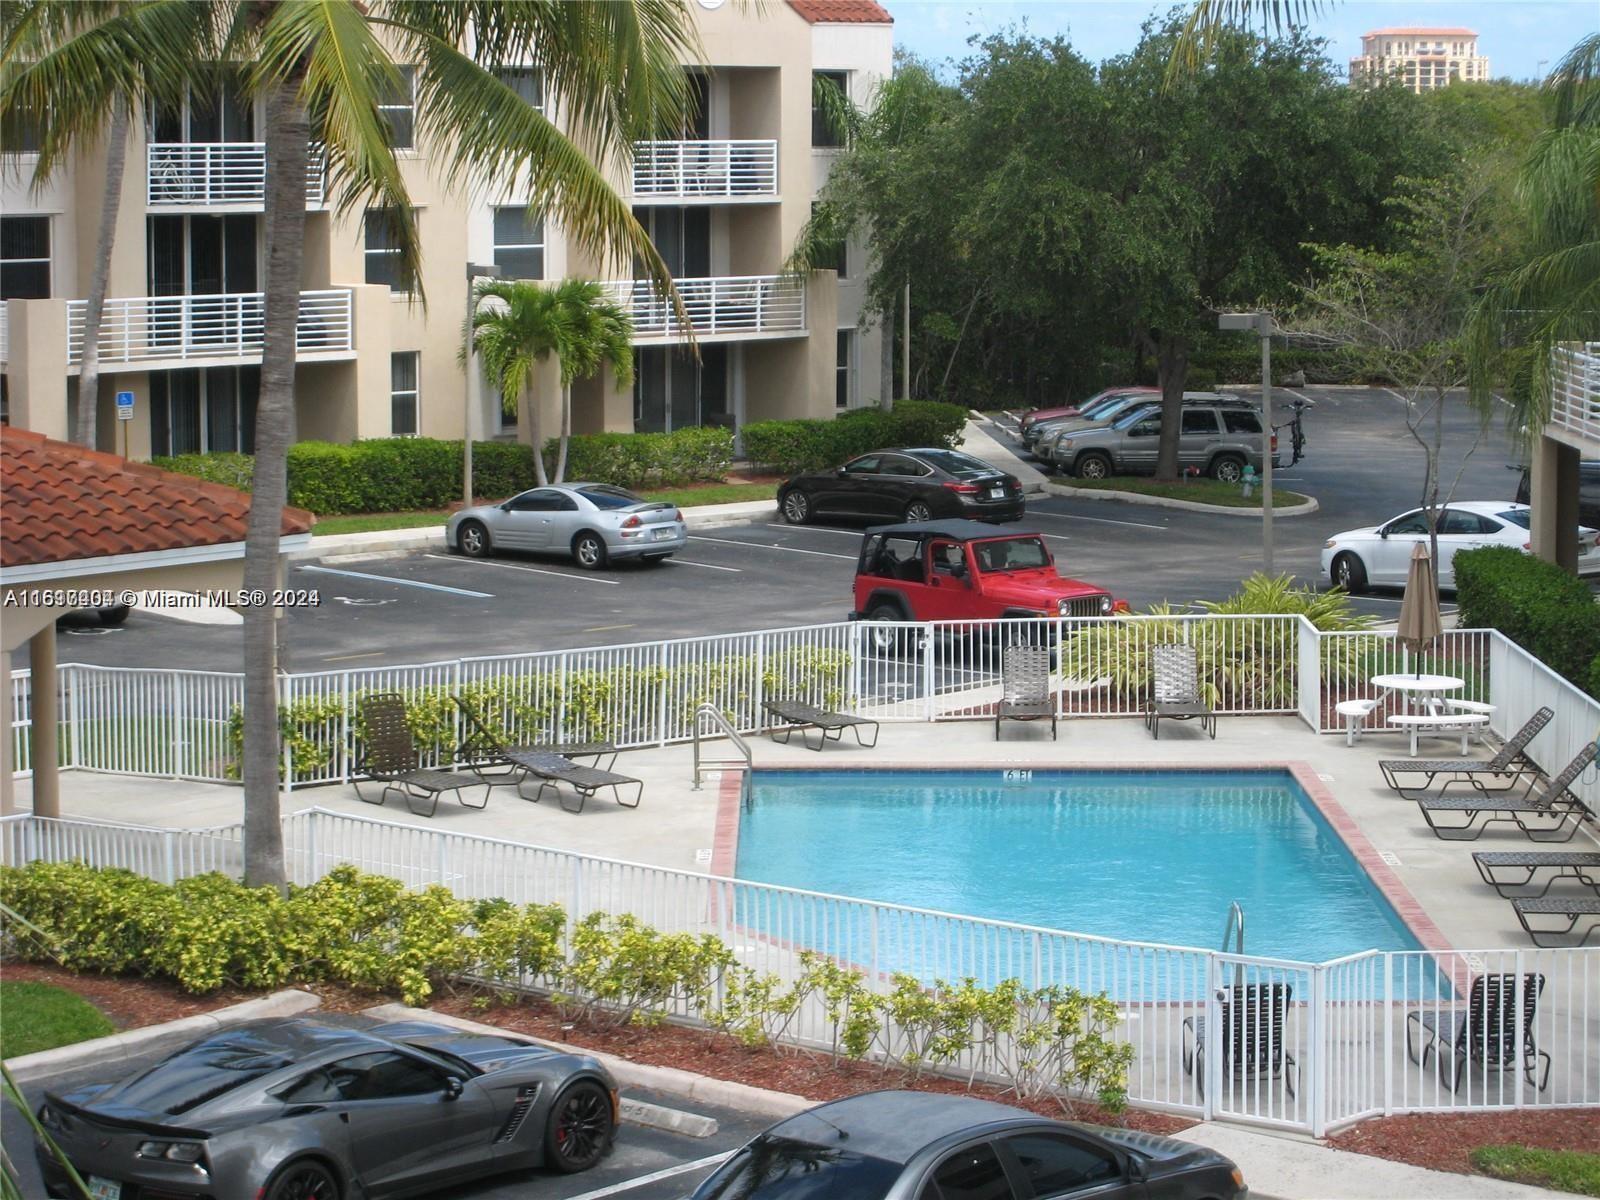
top-left (153, 427), bottom-right (733, 515)
top-left (741, 400), bottom-right (969, 475)
top-left (1454, 546), bottom-right (1600, 698)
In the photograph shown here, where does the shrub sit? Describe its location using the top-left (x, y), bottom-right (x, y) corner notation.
top-left (1455, 546), bottom-right (1600, 695)
top-left (151, 451), bottom-right (255, 492)
top-left (742, 401), bottom-right (968, 475)
top-left (553, 427), bottom-right (733, 490)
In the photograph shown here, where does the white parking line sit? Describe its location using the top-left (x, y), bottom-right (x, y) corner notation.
top-left (664, 558), bottom-right (742, 572)
top-left (690, 535), bottom-right (856, 560)
top-left (298, 565), bottom-right (493, 598)
top-left (763, 523), bottom-right (860, 535)
top-left (1025, 509), bottom-right (1167, 532)
top-left (563, 1152), bottom-right (732, 1199)
top-left (423, 553), bottom-right (620, 586)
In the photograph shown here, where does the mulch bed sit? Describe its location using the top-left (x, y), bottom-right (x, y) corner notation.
top-left (1329, 1109), bottom-right (1600, 1178)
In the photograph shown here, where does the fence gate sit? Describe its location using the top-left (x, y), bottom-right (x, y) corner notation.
top-left (1205, 953), bottom-right (1316, 1132)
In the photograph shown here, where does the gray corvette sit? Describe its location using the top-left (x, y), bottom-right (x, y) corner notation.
top-left (447, 482), bottom-right (687, 569)
top-left (35, 1017), bottom-right (618, 1200)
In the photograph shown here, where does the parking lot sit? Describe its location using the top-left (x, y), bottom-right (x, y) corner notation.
top-left (49, 386), bottom-right (1527, 672)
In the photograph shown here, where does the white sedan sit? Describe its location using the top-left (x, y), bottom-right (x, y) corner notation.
top-left (1321, 501), bottom-right (1600, 593)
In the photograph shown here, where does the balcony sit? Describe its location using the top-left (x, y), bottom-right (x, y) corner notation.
top-left (1549, 341), bottom-right (1600, 449)
top-left (147, 142), bottom-right (327, 210)
top-left (605, 275), bottom-right (805, 343)
top-left (630, 140), bottom-right (777, 204)
top-left (66, 289), bottom-right (354, 370)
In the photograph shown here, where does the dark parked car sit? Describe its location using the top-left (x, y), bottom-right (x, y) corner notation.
top-left (1515, 459), bottom-right (1600, 527)
top-left (36, 1018), bottom-right (617, 1200)
top-left (780, 448), bottom-right (1024, 526)
top-left (690, 1091), bottom-right (1247, 1200)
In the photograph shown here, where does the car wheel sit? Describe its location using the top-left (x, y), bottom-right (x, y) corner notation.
top-left (96, 603), bottom-right (131, 627)
top-left (904, 500), bottom-right (934, 523)
top-left (865, 601), bottom-right (908, 654)
top-left (572, 532), bottom-right (609, 571)
top-left (545, 1080), bottom-right (614, 1173)
top-left (1333, 552), bottom-right (1368, 595)
top-left (1210, 454), bottom-right (1245, 484)
top-left (780, 489), bottom-right (812, 525)
top-left (263, 1159), bottom-right (340, 1200)
top-left (457, 520), bottom-right (490, 559)
top-left (1075, 453), bottom-right (1111, 480)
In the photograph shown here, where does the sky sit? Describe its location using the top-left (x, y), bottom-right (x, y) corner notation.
top-left (887, 2), bottom-right (1600, 82)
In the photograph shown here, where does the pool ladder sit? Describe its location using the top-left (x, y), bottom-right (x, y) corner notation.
top-left (1221, 901), bottom-right (1245, 956)
top-left (691, 702), bottom-right (752, 810)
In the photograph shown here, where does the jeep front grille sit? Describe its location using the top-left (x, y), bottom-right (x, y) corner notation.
top-left (1066, 596), bottom-right (1109, 618)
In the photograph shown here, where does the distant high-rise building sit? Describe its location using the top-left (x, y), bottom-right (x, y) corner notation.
top-left (1349, 27), bottom-right (1489, 91)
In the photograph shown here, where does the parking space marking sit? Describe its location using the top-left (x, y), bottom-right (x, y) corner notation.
top-left (298, 565), bottom-right (494, 598)
top-left (423, 554), bottom-right (620, 586)
top-left (664, 558), bottom-right (743, 572)
top-left (323, 651), bottom-right (386, 662)
top-left (583, 624), bottom-right (636, 633)
top-left (1025, 509), bottom-right (1167, 532)
top-left (763, 524), bottom-right (860, 536)
top-left (690, 536), bottom-right (855, 560)
top-left (563, 1151), bottom-right (732, 1199)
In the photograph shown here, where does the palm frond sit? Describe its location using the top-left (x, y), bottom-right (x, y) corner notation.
top-left (1547, 31), bottom-right (1600, 130)
top-left (812, 70), bottom-right (861, 146)
top-left (1166, 0), bottom-right (1323, 81)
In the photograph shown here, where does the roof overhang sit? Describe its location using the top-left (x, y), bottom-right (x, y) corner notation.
top-left (0, 534), bottom-right (313, 585)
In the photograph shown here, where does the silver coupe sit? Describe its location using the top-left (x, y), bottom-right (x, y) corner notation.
top-left (447, 482), bottom-right (687, 569)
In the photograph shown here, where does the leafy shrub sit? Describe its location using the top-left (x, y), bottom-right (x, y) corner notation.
top-left (1456, 546), bottom-right (1600, 696)
top-left (285, 441), bottom-right (370, 514)
top-left (151, 451), bottom-right (255, 492)
top-left (742, 401), bottom-right (968, 475)
top-left (556, 913), bottom-right (734, 1028)
top-left (556, 427), bottom-right (733, 489)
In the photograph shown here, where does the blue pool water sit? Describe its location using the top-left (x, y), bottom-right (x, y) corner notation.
top-left (736, 770), bottom-right (1425, 972)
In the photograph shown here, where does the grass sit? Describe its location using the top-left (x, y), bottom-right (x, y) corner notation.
top-left (1471, 1146), bottom-right (1600, 1197)
top-left (0, 981), bottom-right (115, 1058)
top-left (1050, 475), bottom-right (1309, 509)
top-left (309, 482), bottom-right (778, 537)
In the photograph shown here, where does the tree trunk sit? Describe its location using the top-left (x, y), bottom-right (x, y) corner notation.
top-left (879, 298), bottom-right (894, 412)
top-left (1152, 334), bottom-right (1189, 482)
top-left (554, 381), bottom-right (571, 483)
top-left (526, 384), bottom-right (548, 486)
top-left (1427, 384), bottom-right (1445, 588)
top-left (75, 101), bottom-right (130, 449)
top-left (241, 83), bottom-right (309, 892)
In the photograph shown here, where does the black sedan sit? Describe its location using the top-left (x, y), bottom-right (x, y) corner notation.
top-left (35, 1018), bottom-right (617, 1200)
top-left (691, 1091), bottom-right (1247, 1200)
top-left (779, 447), bottom-right (1025, 526)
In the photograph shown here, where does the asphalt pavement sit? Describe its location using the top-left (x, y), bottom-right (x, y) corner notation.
top-left (40, 386), bottom-right (1527, 672)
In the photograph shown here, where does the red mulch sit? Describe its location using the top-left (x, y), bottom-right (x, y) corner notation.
top-left (1329, 1109), bottom-right (1600, 1177)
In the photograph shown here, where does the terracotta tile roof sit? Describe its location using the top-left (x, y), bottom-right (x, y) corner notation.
top-left (788, 0), bottom-right (892, 24)
top-left (0, 426), bottom-right (313, 569)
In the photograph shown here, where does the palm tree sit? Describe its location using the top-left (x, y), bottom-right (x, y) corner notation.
top-left (1167, 1), bottom-right (1323, 79)
top-left (471, 277), bottom-right (634, 485)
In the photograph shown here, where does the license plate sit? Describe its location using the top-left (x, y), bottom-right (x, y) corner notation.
top-left (989, 487), bottom-right (1005, 499)
top-left (652, 527), bottom-right (675, 541)
top-left (87, 1178), bottom-right (122, 1200)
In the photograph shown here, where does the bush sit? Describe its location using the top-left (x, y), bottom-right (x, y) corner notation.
top-left (151, 451), bottom-right (255, 492)
top-left (554, 427), bottom-right (733, 490)
top-left (1455, 546), bottom-right (1600, 696)
top-left (742, 401), bottom-right (968, 475)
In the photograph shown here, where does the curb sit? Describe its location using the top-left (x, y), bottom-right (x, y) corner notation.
top-left (3, 989), bottom-right (322, 1084)
top-left (620, 1095), bottom-right (720, 1138)
top-left (362, 1003), bottom-right (812, 1123)
top-left (1041, 481), bottom-right (1319, 517)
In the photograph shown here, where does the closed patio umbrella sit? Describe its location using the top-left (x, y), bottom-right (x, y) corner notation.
top-left (1396, 541), bottom-right (1442, 677)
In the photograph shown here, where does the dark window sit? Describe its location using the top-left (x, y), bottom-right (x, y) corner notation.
top-left (1441, 510), bottom-right (1491, 535)
top-left (917, 448), bottom-right (1000, 479)
top-left (364, 209), bottom-right (414, 293)
top-left (274, 1069), bottom-right (343, 1104)
top-left (867, 535), bottom-right (923, 579)
top-left (577, 485), bottom-right (647, 509)
top-left (1385, 511), bottom-right (1431, 535)
top-left (1181, 410), bottom-right (1220, 435)
top-left (697, 1137), bottom-right (902, 1200)
top-left (378, 66), bottom-right (416, 149)
top-left (923, 1142), bottom-right (1013, 1200)
top-left (975, 538), bottom-right (1049, 573)
top-left (2, 103), bottom-right (44, 153)
top-left (493, 206), bottom-right (545, 281)
top-left (1002, 1132), bottom-right (1120, 1196)
top-left (877, 454), bottom-right (925, 478)
top-left (1112, 405), bottom-right (1157, 430)
top-left (497, 67), bottom-right (544, 109)
top-left (1496, 510), bottom-right (1531, 530)
top-left (326, 1051), bottom-right (446, 1101)
top-left (842, 454), bottom-right (882, 475)
top-left (507, 489), bottom-right (567, 512)
top-left (932, 540), bottom-right (966, 576)
top-left (812, 70), bottom-right (849, 148)
top-left (836, 329), bottom-right (853, 408)
top-left (1127, 419), bottom-right (1159, 438)
top-left (1, 215), bottom-right (50, 298)
top-left (391, 352), bottom-right (419, 435)
top-left (1221, 410), bottom-right (1263, 434)
top-left (815, 202), bottom-right (847, 279)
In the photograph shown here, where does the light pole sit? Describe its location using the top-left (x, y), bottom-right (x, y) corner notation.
top-left (1218, 311), bottom-right (1274, 575)
top-left (464, 261), bottom-right (502, 506)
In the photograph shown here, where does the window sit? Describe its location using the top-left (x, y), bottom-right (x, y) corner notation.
top-left (150, 367), bottom-right (258, 457)
top-left (1, 215), bottom-right (50, 298)
top-left (812, 70), bottom-right (849, 148)
top-left (506, 489), bottom-right (573, 512)
top-left (1181, 410), bottom-right (1220, 435)
top-left (1221, 410), bottom-right (1263, 434)
top-left (1441, 509), bottom-right (1491, 536)
top-left (325, 1051), bottom-right (446, 1101)
top-left (496, 67), bottom-right (543, 110)
top-left (493, 206), bottom-right (545, 281)
top-left (1, 103), bottom-right (44, 154)
top-left (815, 202), bottom-right (847, 278)
top-left (391, 352), bottom-right (419, 435)
top-left (697, 1140), bottom-right (901, 1200)
top-left (1001, 1132), bottom-right (1120, 1196)
top-left (919, 1143), bottom-right (1012, 1200)
top-left (877, 453), bottom-right (926, 478)
top-left (1384, 511), bottom-right (1431, 536)
top-left (975, 538), bottom-right (1049, 573)
top-left (842, 454), bottom-right (882, 475)
top-left (836, 329), bottom-right (853, 408)
top-left (378, 66), bottom-right (416, 149)
top-left (1127, 418), bottom-right (1160, 438)
top-left (364, 209), bottom-right (414, 293)
top-left (577, 484), bottom-right (647, 509)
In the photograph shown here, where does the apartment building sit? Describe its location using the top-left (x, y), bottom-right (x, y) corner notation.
top-left (0, 0), bottom-right (892, 460)
top-left (1349, 27), bottom-right (1489, 92)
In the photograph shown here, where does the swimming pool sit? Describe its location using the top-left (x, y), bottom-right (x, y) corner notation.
top-left (735, 769), bottom-right (1426, 971)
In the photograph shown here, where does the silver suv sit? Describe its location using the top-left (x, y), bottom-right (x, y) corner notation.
top-left (1046, 395), bottom-right (1269, 483)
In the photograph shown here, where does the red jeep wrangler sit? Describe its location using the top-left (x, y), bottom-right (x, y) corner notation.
top-left (851, 519), bottom-right (1125, 631)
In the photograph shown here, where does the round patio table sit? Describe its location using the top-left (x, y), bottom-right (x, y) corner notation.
top-left (1369, 672), bottom-right (1473, 756)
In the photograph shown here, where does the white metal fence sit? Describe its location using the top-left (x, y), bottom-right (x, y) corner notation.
top-left (66, 289), bottom-right (353, 366)
top-left (146, 141), bottom-right (327, 208)
top-left (631, 139), bottom-right (777, 201)
top-left (1550, 341), bottom-right (1600, 445)
top-left (604, 275), bottom-right (806, 341)
top-left (3, 805), bottom-right (1595, 1135)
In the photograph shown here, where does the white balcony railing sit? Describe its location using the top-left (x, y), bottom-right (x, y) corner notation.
top-left (631, 139), bottom-right (777, 201)
top-left (66, 289), bottom-right (353, 367)
top-left (147, 142), bottom-right (327, 208)
top-left (605, 274), bottom-right (805, 341)
top-left (1549, 340), bottom-right (1600, 446)
top-left (0, 301), bottom-right (7, 365)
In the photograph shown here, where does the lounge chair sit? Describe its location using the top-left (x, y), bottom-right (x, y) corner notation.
top-left (1144, 643), bottom-right (1215, 740)
top-left (355, 693), bottom-right (490, 819)
top-left (1406, 973), bottom-right (1551, 1092)
top-left (1512, 897), bottom-right (1600, 947)
top-left (450, 697), bottom-right (640, 814)
top-left (762, 699), bottom-right (880, 751)
top-left (995, 645), bottom-right (1056, 741)
top-left (1379, 707), bottom-right (1553, 798)
top-left (1416, 744), bottom-right (1596, 842)
top-left (1181, 983), bottom-right (1296, 1098)
top-left (1473, 851), bottom-right (1600, 898)
top-left (453, 696), bottom-right (617, 774)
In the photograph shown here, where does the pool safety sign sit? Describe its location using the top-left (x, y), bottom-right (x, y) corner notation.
top-left (115, 391), bottom-right (135, 421)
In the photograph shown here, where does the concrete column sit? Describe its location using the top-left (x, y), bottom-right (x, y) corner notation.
top-left (27, 624), bottom-right (59, 818)
top-left (0, 658), bottom-right (13, 819)
top-left (7, 298), bottom-right (70, 440)
top-left (1530, 434), bottom-right (1580, 573)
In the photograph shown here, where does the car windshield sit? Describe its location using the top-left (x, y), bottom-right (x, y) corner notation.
top-left (974, 537), bottom-right (1049, 573)
top-left (1497, 510), bottom-right (1531, 530)
top-left (577, 485), bottom-right (647, 509)
top-left (913, 449), bottom-right (996, 479)
top-left (696, 1136), bottom-right (902, 1200)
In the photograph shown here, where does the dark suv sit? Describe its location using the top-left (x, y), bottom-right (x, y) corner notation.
top-left (1515, 460), bottom-right (1600, 526)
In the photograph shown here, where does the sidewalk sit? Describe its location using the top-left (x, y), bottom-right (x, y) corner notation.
top-left (961, 416), bottom-right (1053, 494)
